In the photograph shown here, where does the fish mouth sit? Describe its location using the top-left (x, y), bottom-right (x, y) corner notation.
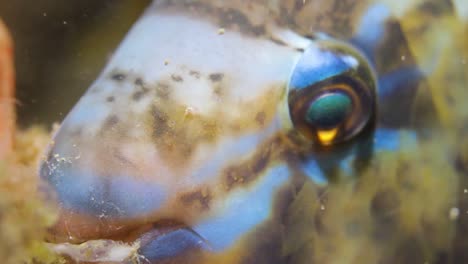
top-left (46, 220), bottom-right (212, 263)
top-left (40, 150), bottom-right (213, 262)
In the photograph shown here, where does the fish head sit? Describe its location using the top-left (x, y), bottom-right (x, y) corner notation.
top-left (39, 1), bottom-right (437, 263)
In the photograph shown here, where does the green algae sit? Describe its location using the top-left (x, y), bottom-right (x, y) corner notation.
top-left (0, 127), bottom-right (64, 264)
top-left (285, 1), bottom-right (468, 263)
top-left (286, 132), bottom-right (461, 263)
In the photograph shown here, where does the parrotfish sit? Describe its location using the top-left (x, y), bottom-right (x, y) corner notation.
top-left (39, 1), bottom-right (463, 263)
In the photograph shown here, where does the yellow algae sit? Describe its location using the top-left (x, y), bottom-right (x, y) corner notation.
top-left (284, 132), bottom-right (459, 264)
top-left (398, 2), bottom-right (468, 129)
top-left (0, 126), bottom-right (63, 264)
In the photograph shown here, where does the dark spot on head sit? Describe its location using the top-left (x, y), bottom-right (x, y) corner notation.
top-left (269, 37), bottom-right (288, 47)
top-left (104, 115), bottom-right (119, 129)
top-left (113, 151), bottom-right (135, 168)
top-left (171, 74), bottom-right (184, 82)
top-left (106, 96), bottom-right (115, 103)
top-left (209, 73), bottom-right (224, 82)
top-left (225, 167), bottom-right (250, 190)
top-left (189, 70), bottom-right (201, 79)
top-left (255, 112), bottom-right (266, 126)
top-left (212, 85), bottom-right (223, 97)
top-left (219, 8), bottom-right (266, 36)
top-left (251, 150), bottom-right (270, 174)
top-left (111, 72), bottom-right (126, 82)
top-left (133, 88), bottom-right (150, 102)
top-left (164, 2), bottom-right (267, 37)
top-left (133, 91), bottom-right (145, 101)
top-left (156, 82), bottom-right (171, 99)
top-left (224, 140), bottom-right (276, 190)
top-left (135, 78), bottom-right (144, 86)
top-left (179, 189), bottom-right (212, 211)
top-left (150, 104), bottom-right (196, 165)
top-left (151, 107), bottom-right (169, 138)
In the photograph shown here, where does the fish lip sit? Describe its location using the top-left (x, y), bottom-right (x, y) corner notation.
top-left (47, 221), bottom-right (211, 263)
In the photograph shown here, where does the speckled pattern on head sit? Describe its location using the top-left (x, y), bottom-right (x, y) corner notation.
top-left (38, 0), bottom-right (466, 263)
top-left (41, 0), bottom-right (310, 238)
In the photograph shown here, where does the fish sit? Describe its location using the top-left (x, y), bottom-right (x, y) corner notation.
top-left (39, 0), bottom-right (467, 263)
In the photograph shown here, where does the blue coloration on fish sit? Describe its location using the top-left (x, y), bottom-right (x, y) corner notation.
top-left (38, 1), bottom-right (437, 263)
top-left (351, 4), bottom-right (391, 62)
top-left (289, 44), bottom-right (356, 90)
top-left (193, 164), bottom-right (290, 251)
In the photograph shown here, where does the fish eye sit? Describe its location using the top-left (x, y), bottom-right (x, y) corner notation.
top-left (288, 39), bottom-right (376, 146)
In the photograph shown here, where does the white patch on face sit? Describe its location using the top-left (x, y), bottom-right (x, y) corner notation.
top-left (270, 25), bottom-right (313, 50)
top-left (60, 6), bottom-right (304, 139)
top-left (64, 92), bottom-right (111, 137)
top-left (95, 11), bottom-right (298, 115)
top-left (342, 55), bottom-right (359, 69)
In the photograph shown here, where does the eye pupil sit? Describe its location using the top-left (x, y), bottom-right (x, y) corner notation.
top-left (287, 39), bottom-right (376, 145)
top-left (305, 92), bottom-right (352, 129)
